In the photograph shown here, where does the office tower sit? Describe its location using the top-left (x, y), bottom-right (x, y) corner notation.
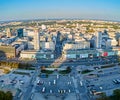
top-left (17, 28), bottom-right (23, 38)
top-left (6, 28), bottom-right (12, 37)
top-left (34, 28), bottom-right (40, 50)
top-left (118, 37), bottom-right (120, 46)
top-left (96, 32), bottom-right (102, 48)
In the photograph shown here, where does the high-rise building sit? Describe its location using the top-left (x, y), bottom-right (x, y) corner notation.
top-left (96, 32), bottom-right (102, 48)
top-left (17, 28), bottom-right (23, 38)
top-left (118, 37), bottom-right (120, 46)
top-left (34, 28), bottom-right (40, 50)
top-left (6, 28), bottom-right (12, 37)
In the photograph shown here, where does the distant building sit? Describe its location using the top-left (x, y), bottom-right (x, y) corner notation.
top-left (17, 28), bottom-right (23, 38)
top-left (63, 49), bottom-right (99, 59)
top-left (41, 24), bottom-right (47, 30)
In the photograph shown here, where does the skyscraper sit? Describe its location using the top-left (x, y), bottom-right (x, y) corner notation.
top-left (96, 32), bottom-right (102, 48)
top-left (34, 28), bottom-right (40, 50)
top-left (17, 28), bottom-right (23, 38)
top-left (6, 28), bottom-right (12, 37)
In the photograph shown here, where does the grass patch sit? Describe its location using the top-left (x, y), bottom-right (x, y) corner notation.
top-left (59, 70), bottom-right (71, 74)
top-left (19, 67), bottom-right (35, 70)
top-left (48, 66), bottom-right (59, 68)
top-left (13, 71), bottom-right (30, 76)
top-left (41, 70), bottom-right (54, 74)
top-left (101, 64), bottom-right (115, 69)
top-left (81, 69), bottom-right (93, 74)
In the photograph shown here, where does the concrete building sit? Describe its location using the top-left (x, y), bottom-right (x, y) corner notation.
top-left (118, 37), bottom-right (120, 46)
top-left (0, 45), bottom-right (16, 58)
top-left (96, 32), bottom-right (102, 48)
top-left (63, 50), bottom-right (99, 59)
top-left (106, 39), bottom-right (118, 48)
top-left (2, 36), bottom-right (17, 45)
top-left (17, 28), bottom-right (23, 38)
top-left (34, 28), bottom-right (40, 50)
top-left (6, 28), bottom-right (12, 37)
top-left (28, 42), bottom-right (34, 50)
top-left (20, 50), bottom-right (54, 59)
top-left (40, 42), bottom-right (55, 51)
top-left (63, 41), bottom-right (90, 50)
top-left (63, 49), bottom-right (117, 59)
top-left (12, 41), bottom-right (28, 56)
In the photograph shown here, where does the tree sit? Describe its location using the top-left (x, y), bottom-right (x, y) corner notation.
top-left (0, 91), bottom-right (5, 100)
top-left (96, 93), bottom-right (110, 100)
top-left (5, 91), bottom-right (13, 100)
top-left (0, 91), bottom-right (13, 100)
top-left (66, 66), bottom-right (71, 73)
top-left (113, 89), bottom-right (120, 100)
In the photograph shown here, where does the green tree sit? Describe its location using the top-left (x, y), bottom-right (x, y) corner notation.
top-left (66, 66), bottom-right (71, 73)
top-left (113, 89), bottom-right (120, 100)
top-left (5, 91), bottom-right (13, 100)
top-left (0, 91), bottom-right (13, 100)
top-left (0, 91), bottom-right (5, 100)
top-left (97, 93), bottom-right (110, 100)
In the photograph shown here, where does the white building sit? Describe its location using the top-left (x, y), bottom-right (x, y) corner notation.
top-left (40, 42), bottom-right (55, 51)
top-left (28, 42), bottom-right (34, 50)
top-left (63, 41), bottom-right (90, 50)
top-left (34, 28), bottom-right (40, 50)
top-left (106, 39), bottom-right (118, 48)
top-left (20, 50), bottom-right (54, 59)
top-left (41, 24), bottom-right (47, 30)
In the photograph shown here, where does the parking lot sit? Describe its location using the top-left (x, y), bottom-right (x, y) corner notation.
top-left (35, 74), bottom-right (75, 94)
top-left (0, 69), bottom-right (35, 97)
top-left (84, 66), bottom-right (120, 97)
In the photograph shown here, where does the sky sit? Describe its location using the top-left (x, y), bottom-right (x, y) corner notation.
top-left (0, 0), bottom-right (120, 21)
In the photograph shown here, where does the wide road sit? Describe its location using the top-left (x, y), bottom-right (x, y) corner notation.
top-left (20, 67), bottom-right (39, 100)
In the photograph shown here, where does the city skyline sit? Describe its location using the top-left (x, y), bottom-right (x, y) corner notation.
top-left (0, 0), bottom-right (120, 21)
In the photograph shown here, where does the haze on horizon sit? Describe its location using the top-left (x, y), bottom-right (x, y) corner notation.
top-left (0, 0), bottom-right (120, 21)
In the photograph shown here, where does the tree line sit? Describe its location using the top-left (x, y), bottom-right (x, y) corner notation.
top-left (0, 61), bottom-right (34, 69)
top-left (0, 91), bottom-right (13, 100)
top-left (97, 89), bottom-right (120, 100)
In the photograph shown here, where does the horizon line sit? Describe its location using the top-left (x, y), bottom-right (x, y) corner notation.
top-left (0, 18), bottom-right (120, 23)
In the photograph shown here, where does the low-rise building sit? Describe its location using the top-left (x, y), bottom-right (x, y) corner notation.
top-left (20, 50), bottom-right (54, 59)
top-left (0, 45), bottom-right (16, 58)
top-left (63, 41), bottom-right (90, 50)
top-left (40, 41), bottom-right (55, 51)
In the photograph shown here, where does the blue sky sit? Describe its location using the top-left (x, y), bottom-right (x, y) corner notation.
top-left (0, 0), bottom-right (120, 21)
